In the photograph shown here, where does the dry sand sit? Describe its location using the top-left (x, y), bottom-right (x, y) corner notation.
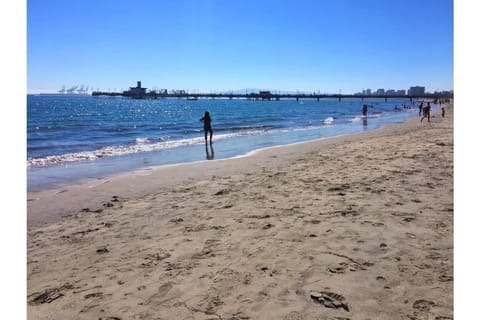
top-left (27, 104), bottom-right (453, 320)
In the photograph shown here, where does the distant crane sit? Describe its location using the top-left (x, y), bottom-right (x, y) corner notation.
top-left (66, 86), bottom-right (78, 94)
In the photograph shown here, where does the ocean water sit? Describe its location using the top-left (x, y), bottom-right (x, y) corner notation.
top-left (27, 95), bottom-right (430, 190)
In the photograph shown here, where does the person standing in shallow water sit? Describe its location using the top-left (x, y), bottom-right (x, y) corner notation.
top-left (200, 111), bottom-right (213, 144)
top-left (362, 104), bottom-right (368, 117)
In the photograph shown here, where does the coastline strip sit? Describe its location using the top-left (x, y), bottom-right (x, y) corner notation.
top-left (28, 106), bottom-right (448, 228)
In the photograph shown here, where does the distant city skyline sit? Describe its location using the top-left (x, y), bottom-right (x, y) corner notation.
top-left (27, 0), bottom-right (453, 94)
top-left (51, 82), bottom-right (449, 96)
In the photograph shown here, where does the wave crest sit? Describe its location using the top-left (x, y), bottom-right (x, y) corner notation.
top-left (27, 130), bottom-right (264, 167)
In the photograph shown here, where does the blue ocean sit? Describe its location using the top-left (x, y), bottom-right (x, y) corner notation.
top-left (27, 95), bottom-right (428, 190)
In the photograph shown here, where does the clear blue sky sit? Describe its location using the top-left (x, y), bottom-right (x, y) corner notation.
top-left (27, 0), bottom-right (453, 94)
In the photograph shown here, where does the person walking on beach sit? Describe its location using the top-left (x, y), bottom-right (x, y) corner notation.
top-left (418, 101), bottom-right (424, 117)
top-left (420, 102), bottom-right (431, 123)
top-left (200, 111), bottom-right (213, 144)
top-left (442, 106), bottom-right (446, 118)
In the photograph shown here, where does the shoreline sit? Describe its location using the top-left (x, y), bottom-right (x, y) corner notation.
top-left (27, 103), bottom-right (453, 319)
top-left (28, 111), bottom-right (430, 229)
top-left (27, 108), bottom-right (415, 192)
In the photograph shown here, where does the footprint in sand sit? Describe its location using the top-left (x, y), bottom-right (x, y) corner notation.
top-left (96, 246), bottom-right (109, 254)
top-left (335, 210), bottom-right (359, 217)
top-left (310, 291), bottom-right (350, 312)
top-left (406, 232), bottom-right (417, 239)
top-left (262, 223), bottom-right (274, 229)
top-left (28, 283), bottom-right (75, 305)
top-left (438, 274), bottom-right (453, 282)
top-left (146, 283), bottom-right (173, 304)
top-left (413, 299), bottom-right (435, 311)
top-left (140, 251), bottom-right (171, 267)
top-left (328, 260), bottom-right (370, 274)
top-left (84, 292), bottom-right (103, 299)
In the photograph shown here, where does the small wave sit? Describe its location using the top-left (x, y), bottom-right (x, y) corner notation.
top-left (350, 116), bottom-right (363, 122)
top-left (27, 129), bottom-right (265, 167)
top-left (135, 137), bottom-right (150, 144)
top-left (323, 117), bottom-right (334, 124)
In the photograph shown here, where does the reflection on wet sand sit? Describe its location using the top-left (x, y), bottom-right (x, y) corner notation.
top-left (205, 143), bottom-right (215, 160)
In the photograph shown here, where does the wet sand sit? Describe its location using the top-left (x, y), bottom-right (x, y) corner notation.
top-left (27, 103), bottom-right (453, 320)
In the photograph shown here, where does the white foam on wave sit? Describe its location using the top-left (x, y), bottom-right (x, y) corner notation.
top-left (27, 129), bottom-right (265, 167)
top-left (350, 116), bottom-right (363, 122)
top-left (135, 137), bottom-right (150, 144)
top-left (323, 117), bottom-right (334, 124)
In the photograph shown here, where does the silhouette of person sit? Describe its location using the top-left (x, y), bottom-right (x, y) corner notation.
top-left (442, 107), bottom-right (445, 118)
top-left (205, 143), bottom-right (215, 160)
top-left (362, 104), bottom-right (368, 117)
top-left (200, 111), bottom-right (213, 144)
top-left (418, 101), bottom-right (424, 117)
top-left (420, 102), bottom-right (431, 123)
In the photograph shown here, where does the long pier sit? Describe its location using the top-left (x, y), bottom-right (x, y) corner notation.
top-left (91, 91), bottom-right (452, 102)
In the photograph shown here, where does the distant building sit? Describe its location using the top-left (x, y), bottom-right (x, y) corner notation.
top-left (259, 91), bottom-right (272, 100)
top-left (171, 89), bottom-right (186, 95)
top-left (385, 89), bottom-right (396, 96)
top-left (125, 81), bottom-right (147, 98)
top-left (376, 89), bottom-right (385, 95)
top-left (396, 90), bottom-right (406, 95)
top-left (366, 89), bottom-right (372, 95)
top-left (408, 86), bottom-right (425, 96)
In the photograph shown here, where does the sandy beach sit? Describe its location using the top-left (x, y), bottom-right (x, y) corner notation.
top-left (27, 103), bottom-right (453, 319)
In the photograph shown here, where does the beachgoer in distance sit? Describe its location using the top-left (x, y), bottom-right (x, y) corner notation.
top-left (442, 106), bottom-right (445, 117)
top-left (418, 102), bottom-right (424, 117)
top-left (200, 111), bottom-right (213, 143)
top-left (420, 102), bottom-right (431, 123)
top-left (362, 104), bottom-right (368, 117)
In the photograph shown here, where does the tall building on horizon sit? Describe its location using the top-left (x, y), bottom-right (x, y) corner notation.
top-left (408, 86), bottom-right (425, 95)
